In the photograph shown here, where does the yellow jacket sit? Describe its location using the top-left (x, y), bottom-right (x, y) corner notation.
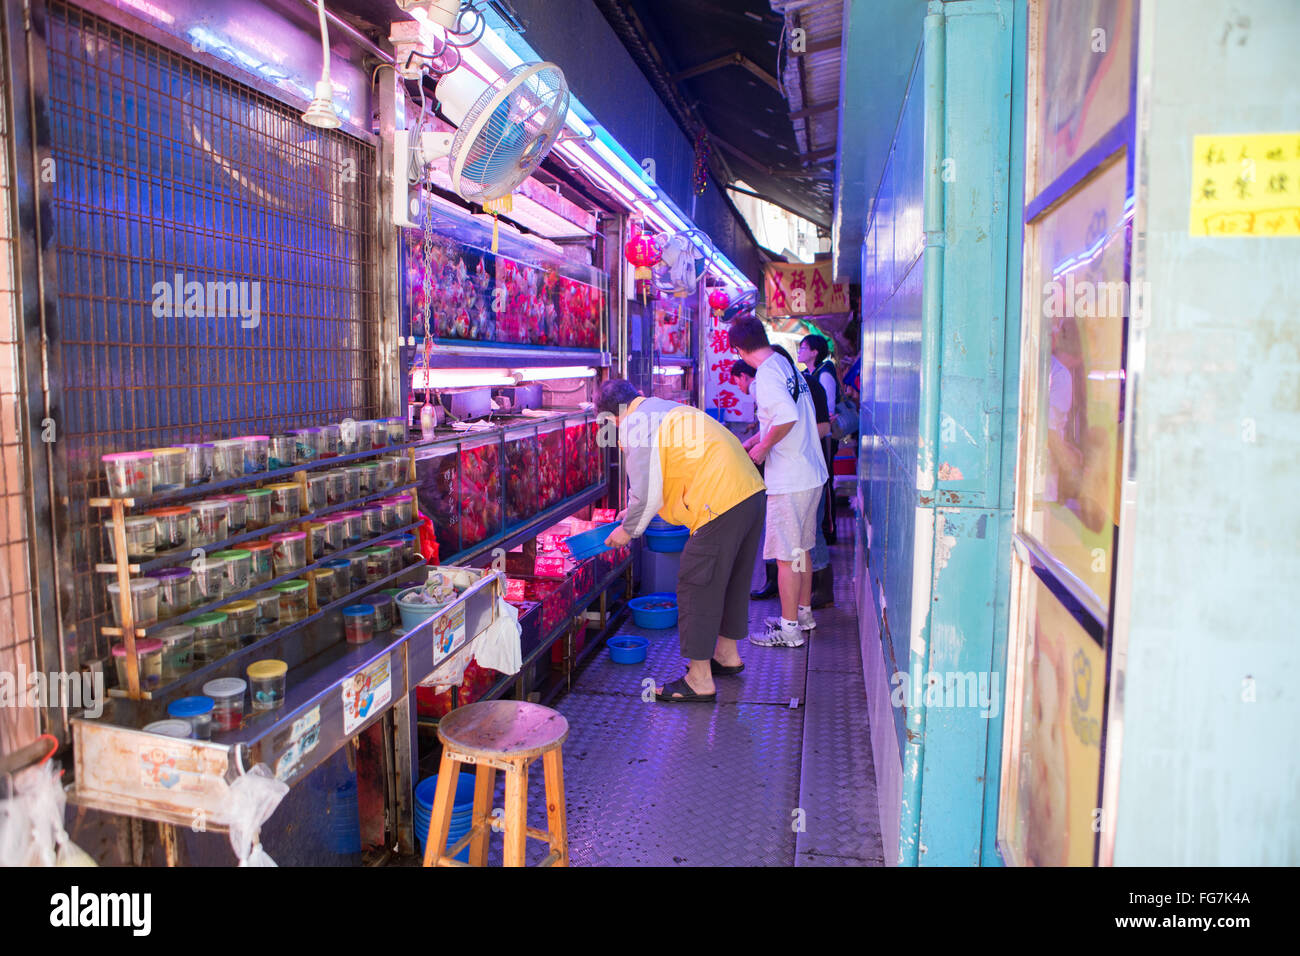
top-left (619, 397), bottom-right (765, 535)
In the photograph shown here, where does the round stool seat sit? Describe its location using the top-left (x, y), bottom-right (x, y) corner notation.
top-left (437, 700), bottom-right (569, 761)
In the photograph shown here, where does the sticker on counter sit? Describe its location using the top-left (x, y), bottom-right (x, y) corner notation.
top-left (138, 741), bottom-right (225, 792)
top-left (274, 706), bottom-right (321, 781)
top-left (1189, 132), bottom-right (1300, 236)
top-left (432, 601), bottom-right (466, 658)
top-left (342, 655), bottom-right (392, 736)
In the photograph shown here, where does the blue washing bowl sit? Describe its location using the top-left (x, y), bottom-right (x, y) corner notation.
top-left (628, 594), bottom-right (678, 629)
top-left (607, 636), bottom-right (649, 664)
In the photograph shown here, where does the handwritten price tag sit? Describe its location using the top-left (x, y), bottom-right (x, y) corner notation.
top-left (535, 556), bottom-right (567, 578)
top-left (505, 577), bottom-right (527, 601)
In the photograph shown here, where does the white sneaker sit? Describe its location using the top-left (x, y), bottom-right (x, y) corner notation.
top-left (764, 611), bottom-right (816, 632)
top-left (750, 620), bottom-right (806, 648)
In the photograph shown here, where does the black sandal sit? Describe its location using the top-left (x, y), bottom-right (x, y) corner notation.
top-left (654, 677), bottom-right (716, 703)
top-left (710, 659), bottom-right (745, 676)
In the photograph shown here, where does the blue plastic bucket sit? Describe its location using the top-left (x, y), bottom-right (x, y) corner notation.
top-left (397, 587), bottom-right (450, 631)
top-left (628, 594), bottom-right (678, 629)
top-left (644, 524), bottom-right (688, 553)
top-left (608, 636), bottom-right (649, 664)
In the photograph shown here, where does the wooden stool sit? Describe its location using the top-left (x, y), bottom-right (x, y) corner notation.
top-left (421, 700), bottom-right (569, 867)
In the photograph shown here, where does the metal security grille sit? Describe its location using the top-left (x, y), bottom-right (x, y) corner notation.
top-left (1, 12), bottom-right (41, 754)
top-left (45, 1), bottom-right (380, 663)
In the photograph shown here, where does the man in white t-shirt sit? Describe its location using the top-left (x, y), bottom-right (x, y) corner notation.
top-left (728, 315), bottom-right (829, 647)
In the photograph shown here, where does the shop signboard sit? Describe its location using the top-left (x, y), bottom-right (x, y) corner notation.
top-left (763, 261), bottom-right (850, 318)
top-left (703, 306), bottom-right (755, 423)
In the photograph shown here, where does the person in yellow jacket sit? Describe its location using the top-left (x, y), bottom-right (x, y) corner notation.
top-left (599, 379), bottom-right (766, 703)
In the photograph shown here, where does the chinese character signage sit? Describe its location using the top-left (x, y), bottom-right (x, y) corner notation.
top-left (1189, 133), bottom-right (1300, 237)
top-left (763, 262), bottom-right (850, 317)
top-left (703, 303), bottom-right (755, 423)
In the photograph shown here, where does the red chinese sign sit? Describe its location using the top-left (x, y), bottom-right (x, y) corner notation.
top-left (764, 262), bottom-right (849, 317)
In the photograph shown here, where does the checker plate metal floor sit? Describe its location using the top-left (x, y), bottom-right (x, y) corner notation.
top-left (539, 518), bottom-right (884, 867)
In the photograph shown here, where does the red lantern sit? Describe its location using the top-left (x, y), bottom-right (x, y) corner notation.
top-left (708, 288), bottom-right (731, 318)
top-left (624, 226), bottom-right (660, 303)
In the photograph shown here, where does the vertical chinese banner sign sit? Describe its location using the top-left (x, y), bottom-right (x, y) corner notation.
top-left (703, 307), bottom-right (754, 424)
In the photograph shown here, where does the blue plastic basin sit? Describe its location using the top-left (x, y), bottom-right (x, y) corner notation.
top-left (628, 594), bottom-right (678, 629)
top-left (607, 636), bottom-right (649, 664)
top-left (644, 525), bottom-right (689, 553)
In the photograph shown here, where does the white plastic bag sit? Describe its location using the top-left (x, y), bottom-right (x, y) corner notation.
top-left (223, 764), bottom-right (288, 867)
top-left (473, 597), bottom-right (522, 676)
top-left (0, 760), bottom-right (97, 867)
top-left (423, 642), bottom-right (474, 692)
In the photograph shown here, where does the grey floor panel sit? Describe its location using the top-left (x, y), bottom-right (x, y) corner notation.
top-left (806, 622), bottom-right (864, 673)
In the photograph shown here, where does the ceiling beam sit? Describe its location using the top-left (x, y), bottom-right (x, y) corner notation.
top-left (670, 51), bottom-right (783, 93)
top-left (788, 99), bottom-right (839, 120)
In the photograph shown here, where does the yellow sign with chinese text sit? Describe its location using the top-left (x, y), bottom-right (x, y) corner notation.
top-left (763, 261), bottom-right (850, 317)
top-left (1189, 133), bottom-right (1300, 237)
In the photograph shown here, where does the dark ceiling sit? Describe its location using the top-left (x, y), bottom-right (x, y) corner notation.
top-left (591, 0), bottom-right (833, 229)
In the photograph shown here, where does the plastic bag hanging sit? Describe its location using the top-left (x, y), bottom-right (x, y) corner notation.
top-left (473, 596), bottom-right (522, 676)
top-left (0, 759), bottom-right (97, 867)
top-left (223, 764), bottom-right (289, 867)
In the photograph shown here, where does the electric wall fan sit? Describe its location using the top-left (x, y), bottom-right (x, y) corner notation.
top-left (651, 228), bottom-right (717, 297)
top-left (394, 61), bottom-right (570, 225)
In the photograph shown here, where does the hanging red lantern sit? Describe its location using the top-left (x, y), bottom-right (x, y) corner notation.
top-left (624, 226), bottom-right (661, 304)
top-left (708, 288), bottom-right (731, 318)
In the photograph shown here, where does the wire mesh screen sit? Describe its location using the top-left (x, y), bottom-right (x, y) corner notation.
top-left (45, 1), bottom-right (380, 663)
top-left (1, 15), bottom-right (42, 754)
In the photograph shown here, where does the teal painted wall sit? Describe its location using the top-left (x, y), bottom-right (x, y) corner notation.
top-left (855, 0), bottom-right (1024, 865)
top-left (1111, 0), bottom-right (1300, 866)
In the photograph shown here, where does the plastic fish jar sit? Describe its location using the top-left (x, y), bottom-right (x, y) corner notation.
top-left (112, 639), bottom-right (163, 691)
top-left (273, 579), bottom-right (310, 624)
top-left (237, 435), bottom-right (270, 474)
top-left (266, 482), bottom-right (301, 523)
top-left (143, 719), bottom-right (192, 738)
top-left (377, 499), bottom-right (399, 532)
top-left (216, 493), bottom-right (249, 534)
top-left (107, 578), bottom-right (160, 629)
top-left (368, 420), bottom-right (390, 450)
top-left (369, 592), bottom-right (395, 631)
top-left (322, 515), bottom-right (346, 554)
top-left (504, 423), bottom-right (539, 528)
top-left (221, 599), bottom-right (258, 645)
top-left (357, 462), bottom-right (380, 496)
top-left (252, 590), bottom-right (281, 636)
top-left (150, 447), bottom-right (188, 492)
top-left (180, 443), bottom-right (215, 485)
top-left (157, 624), bottom-right (195, 679)
top-left (342, 605), bottom-right (375, 644)
top-left (324, 470), bottom-right (347, 507)
top-left (213, 548), bottom-right (252, 595)
top-left (102, 451), bottom-right (153, 499)
top-left (321, 558), bottom-right (352, 599)
top-left (245, 488), bottom-right (273, 531)
top-left (338, 419), bottom-right (359, 455)
top-left (192, 552), bottom-right (226, 602)
top-left (211, 439), bottom-right (245, 482)
top-left (537, 419), bottom-right (565, 509)
top-left (374, 456), bottom-right (399, 492)
top-left (269, 531), bottom-right (307, 575)
top-left (247, 660), bottom-right (287, 711)
top-left (203, 677), bottom-right (246, 731)
top-left (355, 419), bottom-right (375, 452)
top-left (341, 467), bottom-right (364, 502)
top-left (192, 499), bottom-right (230, 547)
top-left (361, 504), bottom-right (385, 538)
top-left (245, 541), bottom-right (274, 586)
top-left (167, 696), bottom-right (214, 740)
top-left (334, 511), bottom-right (365, 548)
top-left (306, 567), bottom-right (336, 607)
top-left (458, 434), bottom-right (501, 549)
top-left (290, 427), bottom-right (321, 463)
top-left (104, 516), bottom-right (157, 561)
top-left (319, 423), bottom-right (341, 459)
top-left (384, 418), bottom-right (407, 446)
top-left (154, 567), bottom-right (195, 620)
top-left (388, 494), bottom-right (415, 527)
top-left (304, 521), bottom-right (328, 560)
top-left (361, 545), bottom-right (392, 584)
top-left (190, 613), bottom-right (230, 665)
top-left (306, 473), bottom-right (330, 511)
top-left (268, 434), bottom-right (295, 471)
top-left (346, 551), bottom-right (369, 589)
top-left (146, 505), bottom-right (192, 552)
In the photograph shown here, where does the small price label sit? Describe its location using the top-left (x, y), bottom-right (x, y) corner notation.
top-left (593, 508), bottom-right (617, 522)
top-left (535, 556), bottom-right (567, 578)
top-left (537, 532), bottom-right (568, 551)
top-left (505, 577), bottom-right (527, 601)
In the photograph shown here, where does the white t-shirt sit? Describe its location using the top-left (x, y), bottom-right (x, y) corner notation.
top-left (754, 352), bottom-right (830, 494)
